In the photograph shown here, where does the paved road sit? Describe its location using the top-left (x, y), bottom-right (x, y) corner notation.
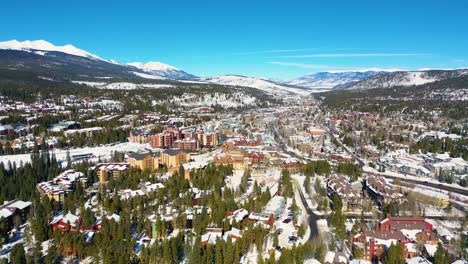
top-left (327, 127), bottom-right (468, 197)
top-left (368, 170), bottom-right (468, 197)
top-left (271, 127), bottom-right (322, 240)
top-left (293, 180), bottom-right (321, 240)
top-left (343, 212), bottom-right (466, 220)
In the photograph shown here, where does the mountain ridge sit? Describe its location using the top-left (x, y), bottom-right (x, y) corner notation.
top-left (283, 71), bottom-right (393, 90)
top-left (340, 69), bottom-right (468, 90)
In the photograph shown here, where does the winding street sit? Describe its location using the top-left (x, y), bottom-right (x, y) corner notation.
top-left (271, 126), bottom-right (323, 240)
top-left (293, 179), bottom-right (321, 239)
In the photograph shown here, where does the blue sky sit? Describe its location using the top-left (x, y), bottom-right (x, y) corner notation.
top-left (1, 0), bottom-right (468, 79)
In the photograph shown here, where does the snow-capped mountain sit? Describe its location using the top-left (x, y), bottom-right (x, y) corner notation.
top-left (343, 69), bottom-right (468, 90)
top-left (202, 75), bottom-right (311, 96)
top-left (0, 39), bottom-right (197, 81)
top-left (128, 61), bottom-right (196, 80)
top-left (0, 40), bottom-right (104, 60)
top-left (284, 70), bottom-right (393, 90)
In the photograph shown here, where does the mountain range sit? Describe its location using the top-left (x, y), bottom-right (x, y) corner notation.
top-left (341, 69), bottom-right (468, 90)
top-left (284, 70), bottom-right (392, 90)
top-left (0, 39), bottom-right (467, 97)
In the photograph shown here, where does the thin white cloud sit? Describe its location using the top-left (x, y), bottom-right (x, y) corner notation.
top-left (279, 53), bottom-right (430, 58)
top-left (269, 62), bottom-right (406, 72)
top-left (268, 61), bottom-right (333, 69)
top-left (231, 48), bottom-right (320, 55)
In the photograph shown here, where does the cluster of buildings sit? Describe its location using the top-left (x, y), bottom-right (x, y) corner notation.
top-left (213, 133), bottom-right (303, 173)
top-left (129, 126), bottom-right (219, 150)
top-left (36, 169), bottom-right (87, 202)
top-left (353, 215), bottom-right (440, 261)
top-left (326, 174), bottom-right (363, 211)
top-left (118, 182), bottom-right (166, 200)
top-left (380, 151), bottom-right (467, 182)
top-left (127, 149), bottom-right (191, 172)
top-left (50, 211), bottom-right (121, 234)
top-left (364, 174), bottom-right (405, 206)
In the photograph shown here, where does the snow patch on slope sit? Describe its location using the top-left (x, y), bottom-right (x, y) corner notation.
top-left (345, 70), bottom-right (468, 90)
top-left (132, 71), bottom-right (168, 80)
top-left (203, 75), bottom-right (310, 96)
top-left (72, 81), bottom-right (174, 90)
top-left (285, 71), bottom-right (389, 89)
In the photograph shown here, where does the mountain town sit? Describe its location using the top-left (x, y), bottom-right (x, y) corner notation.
top-left (0, 41), bottom-right (466, 263)
top-left (1, 1), bottom-right (467, 263)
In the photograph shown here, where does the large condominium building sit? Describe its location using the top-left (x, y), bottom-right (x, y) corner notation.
top-left (197, 131), bottom-right (219, 147)
top-left (174, 138), bottom-right (199, 150)
top-left (127, 152), bottom-right (160, 171)
top-left (0, 199), bottom-right (31, 231)
top-left (94, 162), bottom-right (131, 183)
top-left (160, 149), bottom-right (191, 168)
top-left (37, 170), bottom-right (87, 202)
top-left (129, 129), bottom-right (150, 144)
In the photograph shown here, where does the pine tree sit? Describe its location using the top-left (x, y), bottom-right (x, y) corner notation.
top-left (273, 232), bottom-right (279, 247)
top-left (10, 243), bottom-right (26, 264)
top-left (383, 243), bottom-right (405, 264)
top-left (434, 243), bottom-right (450, 264)
top-left (304, 174), bottom-right (311, 195)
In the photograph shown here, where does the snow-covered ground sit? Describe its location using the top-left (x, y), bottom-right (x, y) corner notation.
top-left (166, 92), bottom-right (259, 109)
top-left (226, 169), bottom-right (245, 192)
top-left (425, 219), bottom-right (464, 241)
top-left (72, 81), bottom-right (174, 90)
top-left (316, 219), bottom-right (329, 234)
top-left (132, 71), bottom-right (167, 80)
top-left (292, 174), bottom-right (318, 210)
top-left (0, 142), bottom-right (151, 169)
top-left (203, 75), bottom-right (311, 96)
top-left (0, 224), bottom-right (27, 261)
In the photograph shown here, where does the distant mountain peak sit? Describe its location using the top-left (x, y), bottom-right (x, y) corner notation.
top-left (0, 39), bottom-right (103, 60)
top-left (127, 61), bottom-right (180, 72)
top-left (128, 61), bottom-right (195, 80)
top-left (324, 68), bottom-right (403, 73)
top-left (0, 39), bottom-right (197, 81)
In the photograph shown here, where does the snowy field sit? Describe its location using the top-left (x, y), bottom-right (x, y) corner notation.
top-left (0, 142), bottom-right (151, 169)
